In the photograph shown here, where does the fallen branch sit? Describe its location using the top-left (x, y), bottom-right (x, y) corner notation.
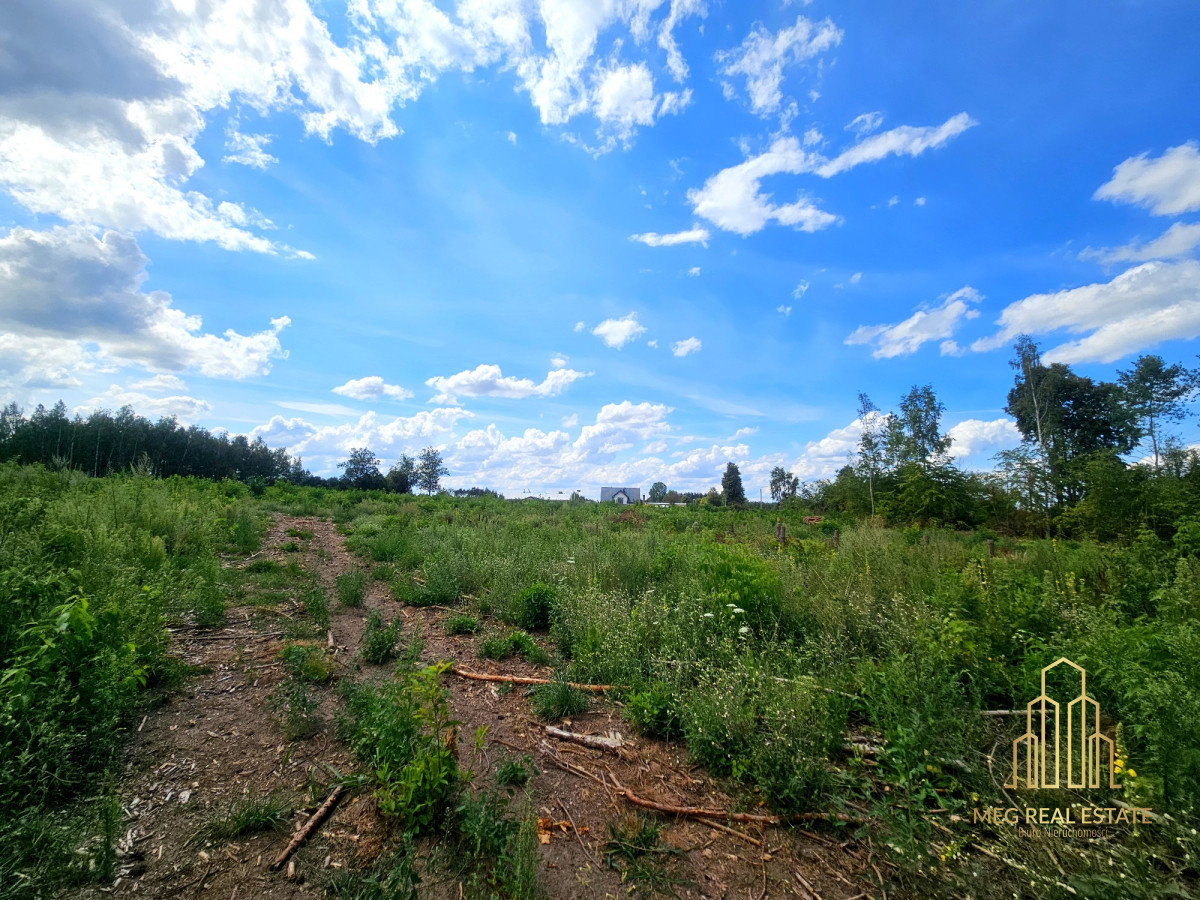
top-left (699, 819), bottom-right (762, 848)
top-left (451, 667), bottom-right (620, 692)
top-left (545, 726), bottom-right (625, 752)
top-left (603, 769), bottom-right (868, 827)
top-left (271, 786), bottom-right (346, 870)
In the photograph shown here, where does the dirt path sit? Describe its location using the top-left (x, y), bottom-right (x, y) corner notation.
top-left (77, 514), bottom-right (874, 899)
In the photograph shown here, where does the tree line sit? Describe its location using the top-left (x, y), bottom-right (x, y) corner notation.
top-left (0, 402), bottom-right (455, 494)
top-left (816, 340), bottom-right (1199, 537)
top-left (638, 339), bottom-right (1200, 538)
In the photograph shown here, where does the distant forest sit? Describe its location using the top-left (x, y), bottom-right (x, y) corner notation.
top-left (0, 401), bottom-right (309, 486)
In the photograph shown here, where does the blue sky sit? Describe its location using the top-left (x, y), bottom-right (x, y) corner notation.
top-left (2, 0), bottom-right (1200, 496)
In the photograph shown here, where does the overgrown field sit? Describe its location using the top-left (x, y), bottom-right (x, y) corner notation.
top-left (2, 463), bottom-right (1199, 898)
top-left (275, 482), bottom-right (1200, 899)
top-left (0, 463), bottom-right (267, 894)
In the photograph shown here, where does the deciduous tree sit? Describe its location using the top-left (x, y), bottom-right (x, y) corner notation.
top-left (416, 446), bottom-right (449, 494)
top-left (1118, 354), bottom-right (1199, 470)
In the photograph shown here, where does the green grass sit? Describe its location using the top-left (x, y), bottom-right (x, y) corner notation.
top-left (5, 468), bottom-right (1199, 899)
top-left (495, 755), bottom-right (535, 787)
top-left (303, 586), bottom-right (330, 629)
top-left (478, 630), bottom-right (551, 667)
top-left (279, 643), bottom-right (337, 683)
top-left (286, 527), bottom-right (314, 540)
top-left (445, 614), bottom-right (480, 635)
top-left (336, 570), bottom-right (366, 607)
top-left (529, 678), bottom-right (588, 721)
top-left (194, 794), bottom-right (291, 843)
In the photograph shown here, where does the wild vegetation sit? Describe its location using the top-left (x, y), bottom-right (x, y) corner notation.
top-left (2, 340), bottom-right (1199, 897)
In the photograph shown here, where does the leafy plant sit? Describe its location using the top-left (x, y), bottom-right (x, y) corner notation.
top-left (269, 677), bottom-right (323, 739)
top-left (361, 610), bottom-right (403, 665)
top-left (478, 630), bottom-right (550, 666)
top-left (510, 582), bottom-right (556, 631)
top-left (340, 662), bottom-right (461, 835)
top-left (495, 755), bottom-right (535, 788)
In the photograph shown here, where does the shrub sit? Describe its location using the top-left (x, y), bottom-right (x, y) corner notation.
top-left (510, 582), bottom-right (556, 631)
top-left (336, 571), bottom-right (366, 607)
top-left (627, 681), bottom-right (683, 740)
top-left (416, 551), bottom-right (469, 605)
top-left (361, 610), bottom-right (403, 665)
top-left (340, 663), bottom-right (461, 835)
top-left (478, 630), bottom-right (550, 667)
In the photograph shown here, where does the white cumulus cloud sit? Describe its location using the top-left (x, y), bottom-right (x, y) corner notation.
top-left (333, 376), bottom-right (414, 401)
top-left (0, 225), bottom-right (289, 379)
top-left (630, 225), bottom-right (710, 246)
top-left (1094, 142), bottom-right (1200, 216)
top-left (76, 385), bottom-right (213, 423)
top-left (946, 418), bottom-right (1022, 464)
top-left (972, 260), bottom-right (1200, 364)
top-left (1080, 221), bottom-right (1200, 264)
top-left (592, 312), bottom-right (647, 348)
top-left (425, 363), bottom-right (589, 404)
top-left (845, 286), bottom-right (981, 359)
top-left (716, 15), bottom-right (842, 116)
top-left (672, 336), bottom-right (701, 357)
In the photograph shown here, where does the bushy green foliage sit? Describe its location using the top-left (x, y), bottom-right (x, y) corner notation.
top-left (339, 662), bottom-right (460, 834)
top-left (494, 755), bottom-right (534, 787)
top-left (360, 610), bottom-right (403, 664)
top-left (279, 643), bottom-right (336, 683)
top-left (0, 464), bottom-right (271, 896)
top-left (445, 614), bottom-right (480, 635)
top-left (478, 630), bottom-right (550, 666)
top-left (626, 681), bottom-right (683, 739)
top-left (509, 581), bottom-right (556, 631)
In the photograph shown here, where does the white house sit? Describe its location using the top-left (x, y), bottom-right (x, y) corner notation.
top-left (600, 486), bottom-right (641, 505)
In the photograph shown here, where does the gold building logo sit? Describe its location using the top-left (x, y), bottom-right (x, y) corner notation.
top-left (1006, 658), bottom-right (1119, 790)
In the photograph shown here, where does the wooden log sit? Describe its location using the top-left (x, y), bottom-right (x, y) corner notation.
top-left (450, 667), bottom-right (620, 692)
top-left (545, 725), bottom-right (624, 751)
top-left (270, 785), bottom-right (345, 870)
